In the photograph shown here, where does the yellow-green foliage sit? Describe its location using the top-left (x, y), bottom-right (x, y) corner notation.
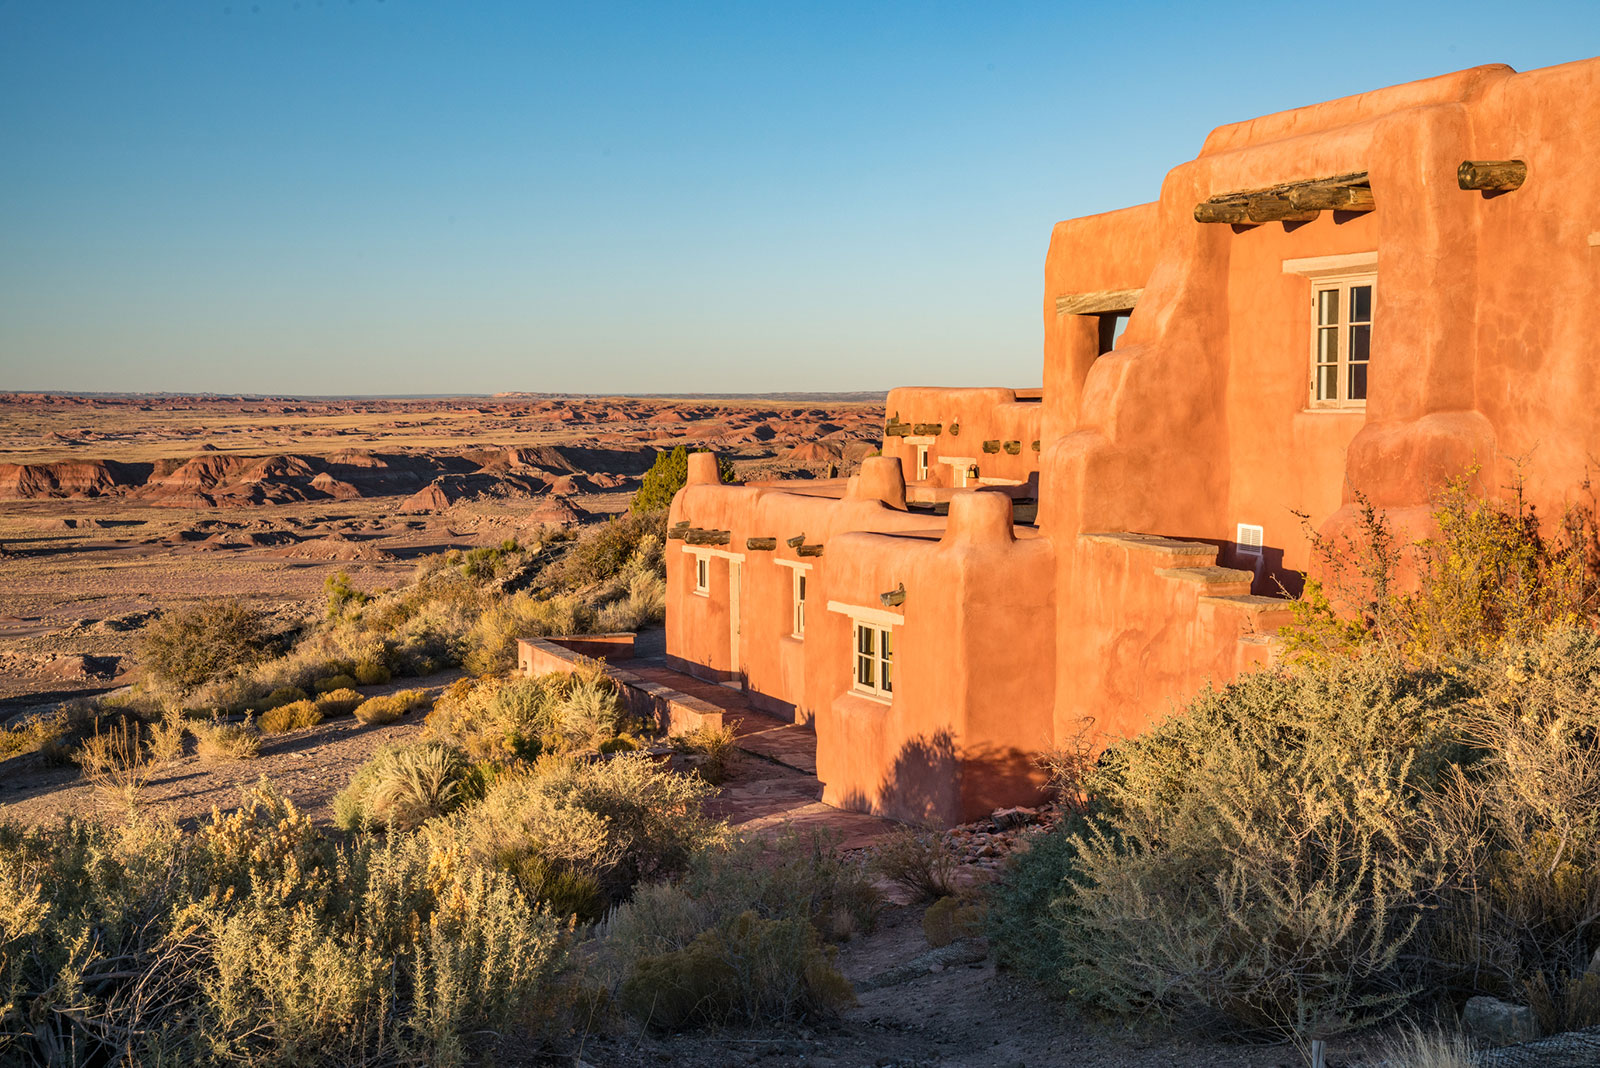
top-left (618, 911), bottom-right (852, 1030)
top-left (438, 751), bottom-right (721, 908)
top-left (0, 782), bottom-right (566, 1064)
top-left (259, 698), bottom-right (323, 735)
top-left (352, 688), bottom-right (430, 726)
top-left (313, 673), bottom-right (359, 695)
top-left (464, 592), bottom-right (594, 676)
top-left (314, 687), bottom-right (364, 717)
top-left (922, 895), bottom-right (984, 948)
top-left (258, 685), bottom-right (309, 710)
top-left (146, 708), bottom-right (188, 763)
top-left (193, 718), bottom-right (263, 762)
top-left (0, 708), bottom-right (73, 762)
top-left (672, 723), bottom-right (738, 785)
top-left (1284, 474), bottom-right (1600, 668)
top-left (424, 666), bottom-right (631, 761)
top-left (333, 742), bottom-right (477, 831)
top-left (352, 659), bottom-right (391, 685)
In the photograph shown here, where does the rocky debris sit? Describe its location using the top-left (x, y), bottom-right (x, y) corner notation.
top-left (943, 804), bottom-right (1056, 871)
top-left (856, 938), bottom-right (989, 992)
top-left (38, 653), bottom-right (121, 681)
top-left (265, 533), bottom-right (395, 562)
top-left (1464, 995), bottom-right (1540, 1047)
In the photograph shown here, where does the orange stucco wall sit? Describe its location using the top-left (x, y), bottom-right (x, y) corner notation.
top-left (665, 58), bottom-right (1600, 826)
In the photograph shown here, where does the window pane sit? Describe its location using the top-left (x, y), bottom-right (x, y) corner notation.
top-left (857, 653), bottom-right (873, 687)
top-left (1317, 326), bottom-right (1338, 365)
top-left (1317, 289), bottom-right (1339, 326)
top-left (1348, 362), bottom-right (1368, 400)
top-left (857, 626), bottom-right (874, 655)
top-left (881, 629), bottom-right (893, 693)
top-left (881, 629), bottom-right (892, 660)
top-left (1317, 364), bottom-right (1338, 401)
top-left (1350, 285), bottom-right (1372, 323)
top-left (881, 658), bottom-right (892, 693)
top-left (1349, 323), bottom-right (1370, 363)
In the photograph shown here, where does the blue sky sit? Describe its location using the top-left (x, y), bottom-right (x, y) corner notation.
top-left (2, 2), bottom-right (1596, 396)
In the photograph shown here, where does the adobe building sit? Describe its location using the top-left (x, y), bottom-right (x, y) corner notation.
top-left (665, 59), bottom-right (1600, 825)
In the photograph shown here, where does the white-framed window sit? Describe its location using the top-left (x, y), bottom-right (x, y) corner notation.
top-left (853, 621), bottom-right (893, 699)
top-left (1309, 274), bottom-right (1374, 409)
top-left (694, 555), bottom-right (709, 594)
top-left (916, 445), bottom-right (929, 481)
top-left (1236, 523), bottom-right (1264, 556)
top-left (792, 569), bottom-right (807, 637)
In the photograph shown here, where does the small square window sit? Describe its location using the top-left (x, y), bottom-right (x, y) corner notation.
top-left (852, 621), bottom-right (893, 699)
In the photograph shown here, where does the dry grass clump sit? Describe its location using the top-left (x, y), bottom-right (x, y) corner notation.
top-left (192, 717), bottom-right (262, 762)
top-left (870, 826), bottom-right (960, 903)
top-left (145, 708), bottom-right (188, 764)
top-left (0, 781), bottom-right (566, 1064)
top-left (312, 673), bottom-right (359, 695)
top-left (353, 688), bottom-right (431, 726)
top-left (259, 698), bottom-right (323, 735)
top-left (352, 659), bottom-right (390, 685)
top-left (0, 708), bottom-right (74, 763)
top-left (672, 723), bottom-right (739, 784)
top-left (314, 686), bottom-right (364, 717)
top-left (74, 718), bottom-right (154, 812)
top-left (256, 685), bottom-right (308, 710)
top-left (1374, 1024), bottom-right (1476, 1068)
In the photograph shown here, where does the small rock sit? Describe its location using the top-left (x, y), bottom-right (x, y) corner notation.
top-left (1463, 995), bottom-right (1540, 1046)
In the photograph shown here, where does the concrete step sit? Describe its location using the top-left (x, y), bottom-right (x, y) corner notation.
top-left (1156, 564), bottom-right (1255, 597)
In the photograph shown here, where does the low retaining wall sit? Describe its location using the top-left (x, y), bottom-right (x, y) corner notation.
top-left (516, 635), bottom-right (724, 736)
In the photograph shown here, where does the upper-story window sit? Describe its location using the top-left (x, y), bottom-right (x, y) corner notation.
top-left (915, 445), bottom-right (929, 481)
top-left (853, 622), bottom-right (893, 699)
top-left (694, 555), bottom-right (709, 594)
top-left (1310, 274), bottom-right (1374, 409)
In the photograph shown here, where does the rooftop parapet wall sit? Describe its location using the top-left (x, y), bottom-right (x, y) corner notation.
top-left (882, 386), bottom-right (1043, 492)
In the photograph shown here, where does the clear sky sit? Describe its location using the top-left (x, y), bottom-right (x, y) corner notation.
top-left (2, 2), bottom-right (1596, 396)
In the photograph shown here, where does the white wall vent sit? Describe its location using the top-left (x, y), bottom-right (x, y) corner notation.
top-left (1236, 523), bottom-right (1264, 555)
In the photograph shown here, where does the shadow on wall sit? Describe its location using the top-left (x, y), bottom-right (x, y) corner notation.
top-left (1196, 537), bottom-right (1307, 599)
top-left (833, 729), bottom-right (1045, 826)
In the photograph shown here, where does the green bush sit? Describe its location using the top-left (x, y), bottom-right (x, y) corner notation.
top-left (630, 445), bottom-right (736, 513)
top-left (333, 742), bottom-right (478, 831)
top-left (618, 911), bottom-right (852, 1030)
top-left (869, 826), bottom-right (959, 903)
top-left (137, 599), bottom-right (271, 694)
top-left (672, 723), bottom-right (739, 785)
top-left (424, 667), bottom-right (631, 761)
top-left (922, 894), bottom-right (984, 948)
top-left (258, 685), bottom-right (309, 710)
top-left (314, 687), bottom-right (364, 717)
top-left (464, 592), bottom-right (594, 676)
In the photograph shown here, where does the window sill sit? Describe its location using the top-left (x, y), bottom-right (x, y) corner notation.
top-left (692, 588), bottom-right (710, 598)
top-left (845, 688), bottom-right (892, 706)
top-left (1300, 406), bottom-right (1367, 415)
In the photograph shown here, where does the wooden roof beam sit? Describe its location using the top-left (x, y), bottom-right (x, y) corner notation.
top-left (1054, 287), bottom-right (1144, 316)
top-left (1195, 171), bottom-right (1373, 223)
top-left (1458, 159), bottom-right (1526, 192)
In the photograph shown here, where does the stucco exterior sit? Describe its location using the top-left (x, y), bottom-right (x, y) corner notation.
top-left (667, 58), bottom-right (1600, 825)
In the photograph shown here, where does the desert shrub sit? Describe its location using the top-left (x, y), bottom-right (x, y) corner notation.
top-left (138, 598), bottom-right (272, 694)
top-left (440, 751), bottom-right (721, 907)
top-left (313, 673), bottom-right (359, 694)
top-left (425, 667), bottom-right (630, 761)
top-left (353, 659), bottom-right (391, 685)
top-left (0, 707), bottom-right (73, 763)
top-left (259, 698), bottom-right (323, 734)
top-left (1286, 474), bottom-right (1600, 668)
top-left (315, 686), bottom-right (364, 717)
top-left (333, 742), bottom-right (478, 832)
top-left (74, 717), bottom-right (153, 811)
top-left (672, 722), bottom-right (739, 785)
top-left (987, 819), bottom-right (1084, 982)
top-left (618, 911), bottom-right (852, 1030)
top-left (464, 591), bottom-right (594, 676)
top-left (1373, 1024), bottom-right (1476, 1068)
top-left (922, 894), bottom-right (985, 948)
top-left (682, 828), bottom-right (882, 942)
top-left (353, 688), bottom-right (430, 726)
top-left (324, 569), bottom-right (370, 618)
top-left (595, 567), bottom-right (667, 633)
top-left (1048, 660), bottom-right (1468, 1039)
top-left (146, 707), bottom-right (188, 763)
top-left (630, 445), bottom-right (736, 513)
top-left (870, 826), bottom-right (960, 902)
top-left (541, 510), bottom-right (667, 591)
top-left (258, 684), bottom-right (309, 709)
top-left (193, 717), bottom-right (262, 762)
